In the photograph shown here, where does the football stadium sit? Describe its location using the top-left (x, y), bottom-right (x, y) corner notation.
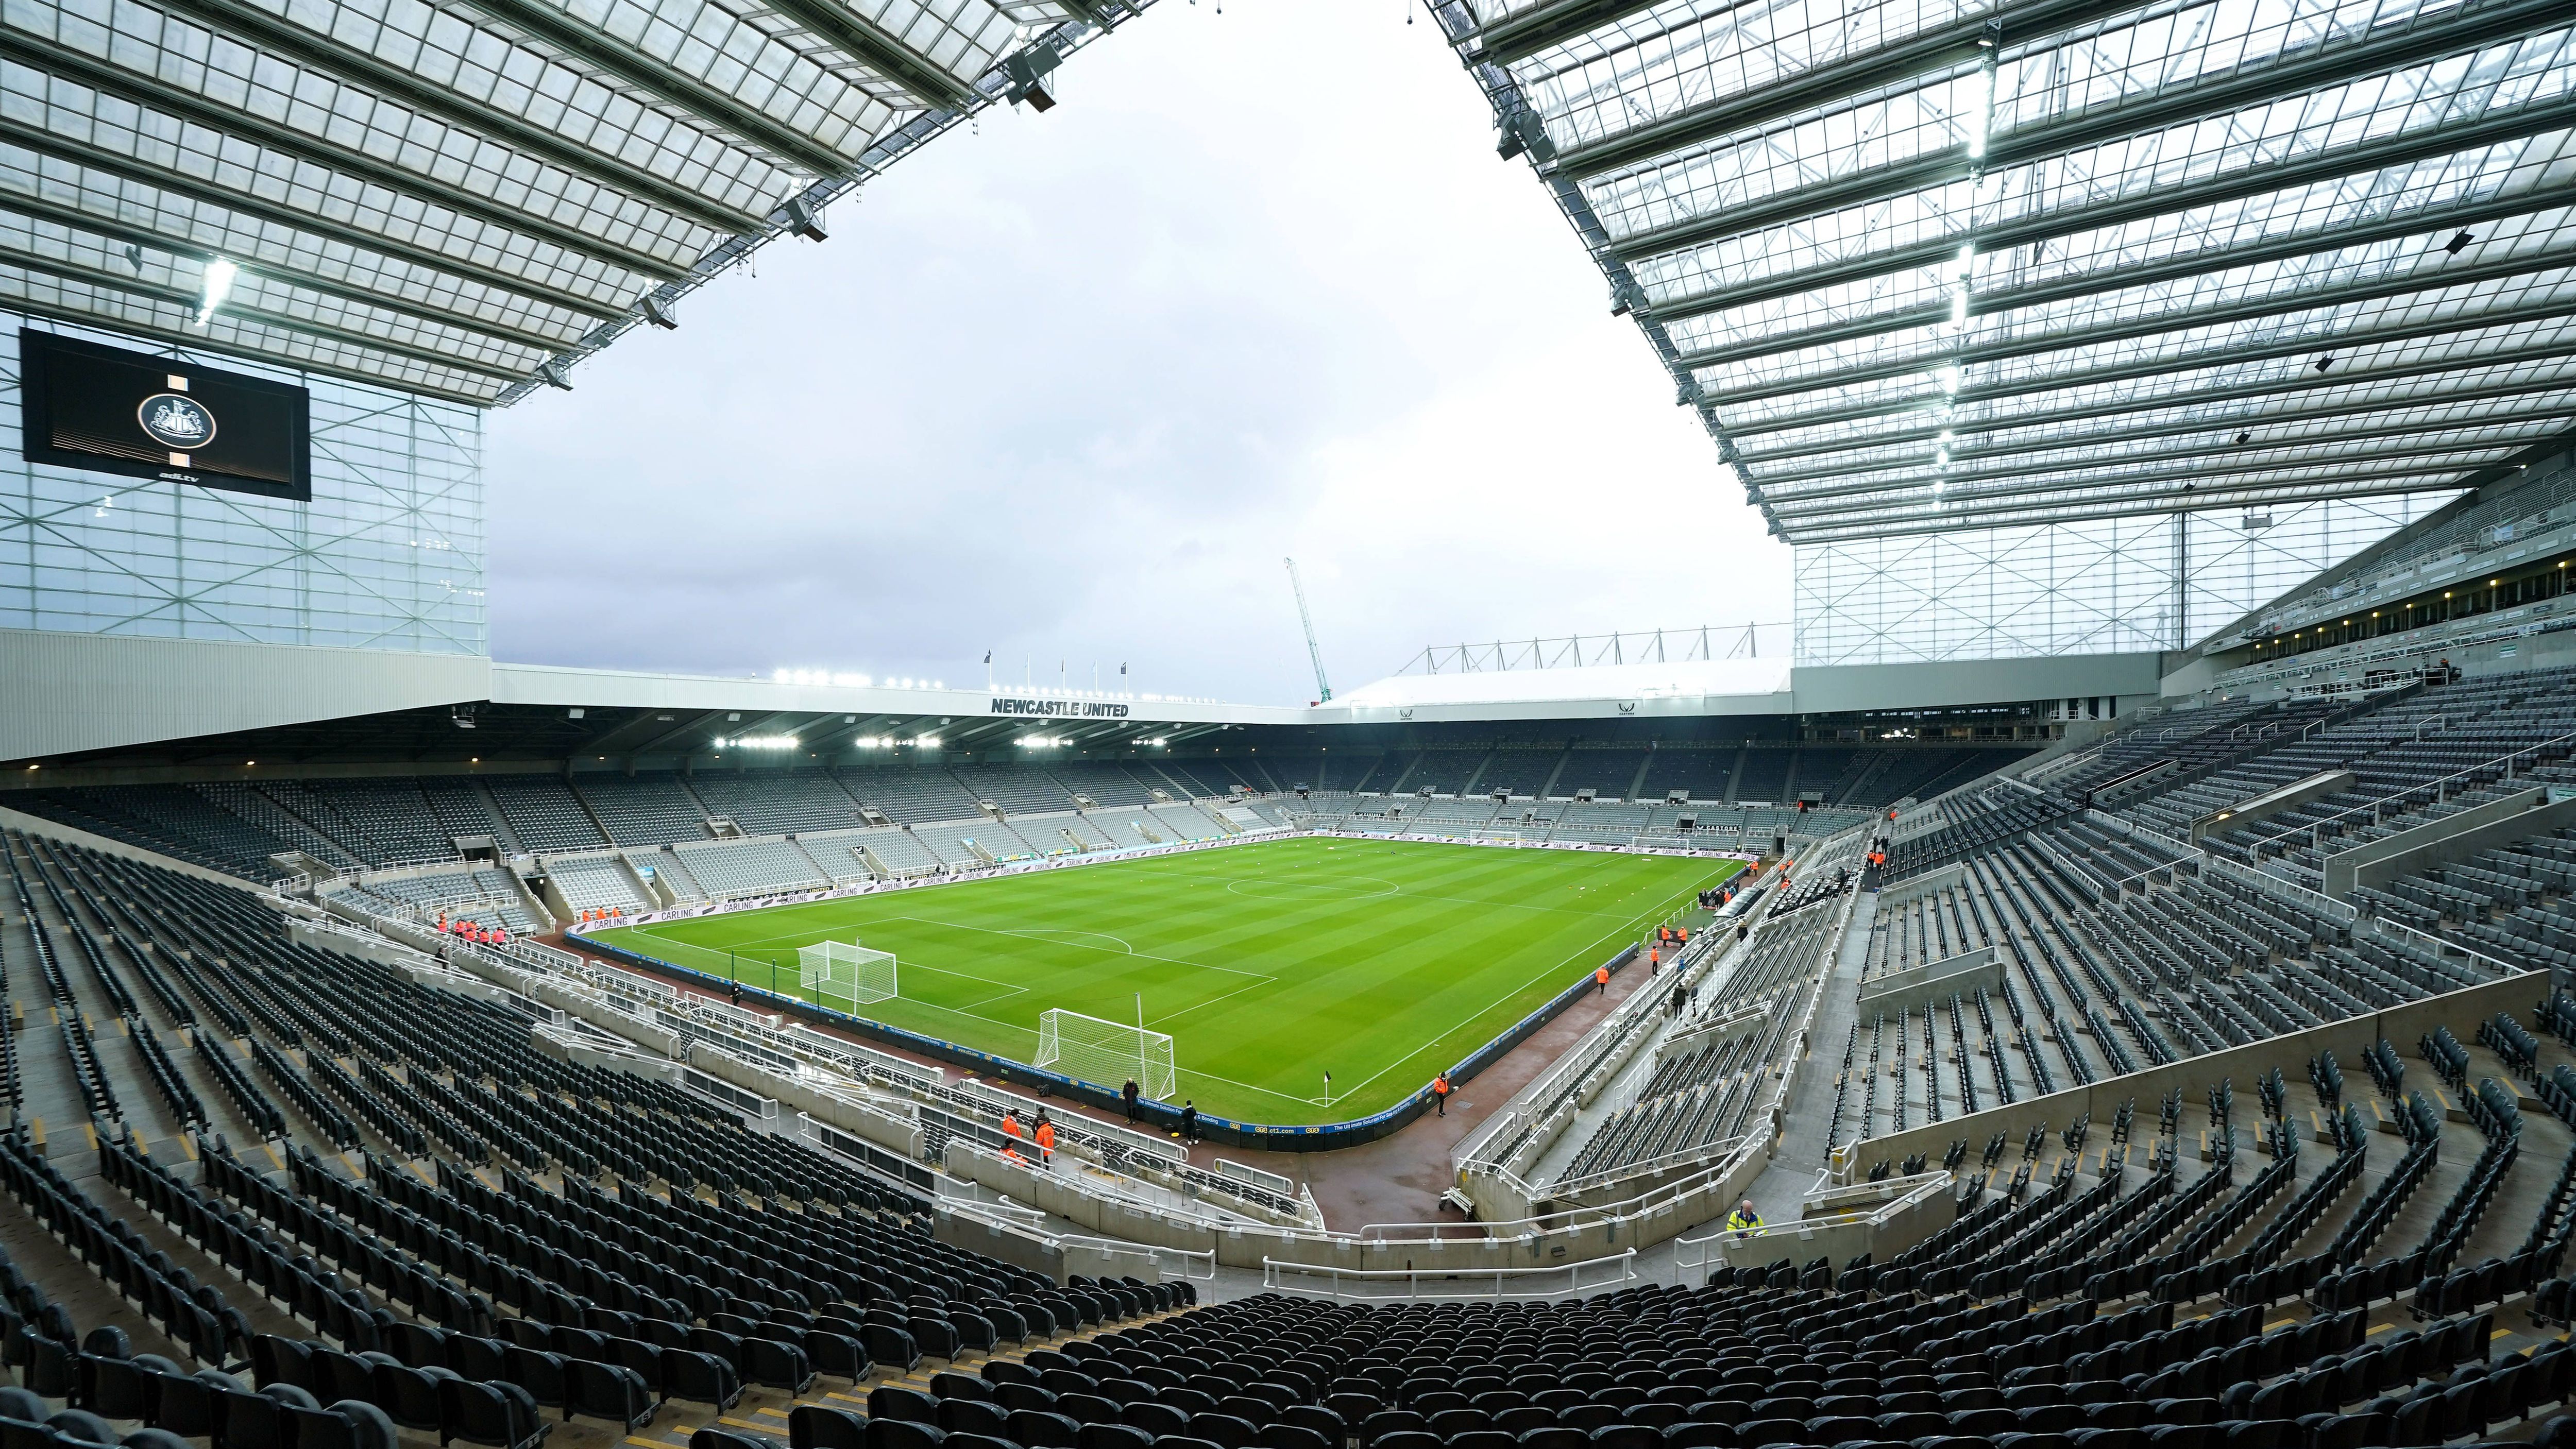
top-left (18, 0), bottom-right (2576, 1444)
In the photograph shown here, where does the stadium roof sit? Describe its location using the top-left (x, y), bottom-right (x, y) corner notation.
top-left (1434, 0), bottom-right (2576, 544)
top-left (4, 0), bottom-right (1138, 405)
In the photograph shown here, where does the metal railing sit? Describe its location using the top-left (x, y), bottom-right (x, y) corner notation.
top-left (2363, 914), bottom-right (2527, 981)
top-left (1672, 1169), bottom-right (1951, 1269)
top-left (1397, 624), bottom-right (1790, 675)
top-left (2293, 727), bottom-right (2576, 846)
top-left (1262, 1251), bottom-right (1639, 1301)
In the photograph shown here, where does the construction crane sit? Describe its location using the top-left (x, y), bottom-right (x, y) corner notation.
top-left (1284, 557), bottom-right (1334, 703)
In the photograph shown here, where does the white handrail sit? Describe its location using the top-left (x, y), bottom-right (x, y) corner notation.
top-left (1673, 1169), bottom-right (1951, 1268)
top-left (2297, 727), bottom-right (2576, 841)
top-left (1261, 1250), bottom-right (1638, 1301)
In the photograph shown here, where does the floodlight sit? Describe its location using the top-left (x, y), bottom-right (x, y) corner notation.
top-left (195, 258), bottom-right (238, 326)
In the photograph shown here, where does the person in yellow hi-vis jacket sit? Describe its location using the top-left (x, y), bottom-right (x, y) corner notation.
top-left (1726, 1199), bottom-right (1762, 1240)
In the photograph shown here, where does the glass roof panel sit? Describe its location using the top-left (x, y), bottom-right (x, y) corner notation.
top-left (1435, 0), bottom-right (2576, 541)
top-left (5, 0), bottom-right (1143, 398)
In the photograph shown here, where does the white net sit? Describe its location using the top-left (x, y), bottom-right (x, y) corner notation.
top-left (1036, 1009), bottom-right (1176, 1099)
top-left (798, 941), bottom-right (896, 1012)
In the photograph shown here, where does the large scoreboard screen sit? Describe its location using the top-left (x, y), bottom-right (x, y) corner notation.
top-left (19, 329), bottom-right (311, 501)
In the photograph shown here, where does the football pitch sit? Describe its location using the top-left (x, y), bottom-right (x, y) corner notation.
top-left (587, 837), bottom-right (1742, 1124)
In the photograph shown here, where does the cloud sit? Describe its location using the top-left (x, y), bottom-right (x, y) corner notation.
top-left (484, 0), bottom-right (1793, 703)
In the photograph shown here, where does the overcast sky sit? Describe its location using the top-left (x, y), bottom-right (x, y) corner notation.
top-left (484, 0), bottom-right (1795, 706)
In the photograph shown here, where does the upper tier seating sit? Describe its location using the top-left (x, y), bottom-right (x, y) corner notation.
top-left (836, 765), bottom-right (986, 825)
top-left (1405, 753), bottom-right (1490, 795)
top-left (950, 765), bottom-right (1079, 817)
top-left (1642, 747), bottom-right (1742, 802)
top-left (484, 775), bottom-right (608, 853)
top-left (577, 773), bottom-right (718, 845)
top-left (684, 767), bottom-right (869, 837)
top-left (1047, 762), bottom-right (1164, 807)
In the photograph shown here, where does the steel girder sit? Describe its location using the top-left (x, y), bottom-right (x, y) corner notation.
top-left (1758, 434), bottom-right (2548, 508)
top-left (1765, 457), bottom-right (2510, 524)
top-left (0, 241), bottom-right (531, 380)
top-left (0, 285), bottom-right (500, 403)
top-left (1628, 93), bottom-right (2576, 318)
top-left (1786, 476), bottom-right (2482, 542)
top-left (1722, 301), bottom-right (2576, 437)
top-left (140, 0), bottom-right (768, 235)
top-left (0, 119), bottom-right (630, 321)
top-left (456, 0), bottom-right (863, 179)
top-left (0, 30), bottom-right (693, 285)
top-left (0, 190), bottom-right (582, 353)
top-left (1586, 0), bottom-right (2571, 254)
top-left (1671, 209), bottom-right (2576, 376)
top-left (749, 0), bottom-right (979, 110)
top-left (1750, 400), bottom-right (2576, 483)
top-left (1692, 252), bottom-right (2576, 408)
top-left (1735, 372), bottom-right (2576, 464)
top-left (1548, 0), bottom-right (2174, 178)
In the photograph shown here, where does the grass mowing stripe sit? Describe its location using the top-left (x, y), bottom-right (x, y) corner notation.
top-left (592, 838), bottom-right (1742, 1123)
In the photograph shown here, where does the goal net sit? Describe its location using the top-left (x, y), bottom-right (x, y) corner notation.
top-left (1035, 1009), bottom-right (1176, 1100)
top-left (798, 941), bottom-right (896, 1013)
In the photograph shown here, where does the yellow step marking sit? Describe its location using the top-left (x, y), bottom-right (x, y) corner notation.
top-left (825, 1393), bottom-right (867, 1405)
top-left (717, 1418), bottom-right (770, 1431)
top-left (752, 1408), bottom-right (790, 1419)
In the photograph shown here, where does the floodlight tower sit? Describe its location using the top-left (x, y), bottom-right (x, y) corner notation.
top-left (1284, 557), bottom-right (1334, 703)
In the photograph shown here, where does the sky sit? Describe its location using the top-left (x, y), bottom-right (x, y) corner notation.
top-left (484, 0), bottom-right (1796, 707)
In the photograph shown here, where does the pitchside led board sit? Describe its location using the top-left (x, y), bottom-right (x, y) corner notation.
top-left (18, 329), bottom-right (312, 502)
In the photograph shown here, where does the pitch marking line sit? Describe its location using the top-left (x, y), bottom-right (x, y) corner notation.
top-left (1306, 871), bottom-right (1734, 1110)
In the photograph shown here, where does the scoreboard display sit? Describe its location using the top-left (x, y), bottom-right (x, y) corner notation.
top-left (19, 329), bottom-right (311, 501)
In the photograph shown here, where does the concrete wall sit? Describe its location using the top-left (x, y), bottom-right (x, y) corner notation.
top-left (1856, 946), bottom-right (2002, 1017)
top-left (2325, 787), bottom-right (2576, 897)
top-left (1838, 970), bottom-right (2533, 1183)
top-left (2190, 770), bottom-right (2355, 843)
top-left (0, 628), bottom-right (491, 764)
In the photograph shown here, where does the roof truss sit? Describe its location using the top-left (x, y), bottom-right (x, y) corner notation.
top-left (1439, 0), bottom-right (2576, 542)
top-left (5, 0), bottom-right (1141, 401)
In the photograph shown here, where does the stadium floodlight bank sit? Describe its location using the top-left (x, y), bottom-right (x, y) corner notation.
top-left (799, 941), bottom-right (897, 1012)
top-left (1038, 1008), bottom-right (1176, 1099)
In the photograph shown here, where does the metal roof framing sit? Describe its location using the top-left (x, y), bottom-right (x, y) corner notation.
top-left (1437, 0), bottom-right (2576, 541)
top-left (3, 0), bottom-right (1146, 402)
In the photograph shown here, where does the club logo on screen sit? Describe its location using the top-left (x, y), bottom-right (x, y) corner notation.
top-left (137, 393), bottom-right (217, 450)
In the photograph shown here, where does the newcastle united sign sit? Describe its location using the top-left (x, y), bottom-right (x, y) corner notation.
top-left (991, 697), bottom-right (1131, 718)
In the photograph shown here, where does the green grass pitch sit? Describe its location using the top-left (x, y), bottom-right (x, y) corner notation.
top-left (589, 837), bottom-right (1742, 1124)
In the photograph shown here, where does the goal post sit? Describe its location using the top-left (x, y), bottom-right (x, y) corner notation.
top-left (798, 940), bottom-right (896, 1013)
top-left (1036, 1009), bottom-right (1177, 1099)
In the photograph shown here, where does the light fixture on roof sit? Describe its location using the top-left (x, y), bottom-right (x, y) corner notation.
top-left (2235, 431), bottom-right (2252, 445)
top-left (2446, 230), bottom-right (2476, 255)
top-left (2314, 354), bottom-right (2335, 372)
top-left (195, 258), bottom-right (238, 327)
top-left (1961, 58), bottom-right (1996, 162)
top-left (1936, 362), bottom-right (1963, 395)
